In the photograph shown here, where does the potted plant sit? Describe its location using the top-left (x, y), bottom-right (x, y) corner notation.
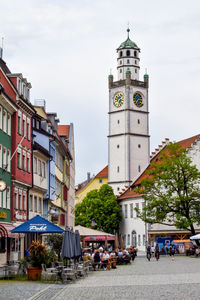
top-left (27, 241), bottom-right (48, 280)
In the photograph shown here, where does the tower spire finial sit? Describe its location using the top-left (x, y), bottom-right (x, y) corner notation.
top-left (127, 22), bottom-right (130, 38)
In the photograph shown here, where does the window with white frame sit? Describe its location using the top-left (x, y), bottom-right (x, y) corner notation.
top-left (0, 106), bottom-right (2, 129)
top-left (27, 118), bottom-right (30, 140)
top-left (2, 190), bottom-right (6, 208)
top-left (55, 179), bottom-right (61, 196)
top-left (29, 195), bottom-right (33, 211)
top-left (130, 203), bottom-right (133, 218)
top-left (23, 116), bottom-right (26, 137)
top-left (19, 193), bottom-right (22, 210)
top-left (0, 145), bottom-right (2, 168)
top-left (27, 154), bottom-right (30, 173)
top-left (143, 234), bottom-right (146, 246)
top-left (135, 203), bottom-right (139, 217)
top-left (18, 111), bottom-right (21, 135)
top-left (42, 162), bottom-right (46, 178)
top-left (128, 234), bottom-right (130, 245)
top-left (22, 152), bottom-right (26, 171)
top-left (34, 196), bottom-right (37, 212)
top-left (7, 187), bottom-right (10, 209)
top-left (7, 113), bottom-right (11, 136)
top-left (38, 160), bottom-right (42, 176)
top-left (14, 191), bottom-right (18, 209)
top-left (124, 234), bottom-right (126, 247)
top-left (124, 204), bottom-right (128, 218)
top-left (39, 197), bottom-right (42, 213)
top-left (33, 157), bottom-right (37, 174)
top-left (23, 194), bottom-right (26, 210)
top-left (3, 147), bottom-right (7, 170)
top-left (3, 110), bottom-right (7, 133)
top-left (99, 179), bottom-right (103, 183)
top-left (17, 150), bottom-right (21, 169)
top-left (138, 234), bottom-right (141, 246)
top-left (7, 149), bottom-right (11, 172)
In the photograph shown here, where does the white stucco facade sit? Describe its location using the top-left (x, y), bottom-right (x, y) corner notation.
top-left (119, 196), bottom-right (146, 251)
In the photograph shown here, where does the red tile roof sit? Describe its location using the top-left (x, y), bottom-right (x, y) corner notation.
top-left (58, 125), bottom-right (70, 138)
top-left (118, 134), bottom-right (200, 200)
top-left (95, 166), bottom-right (108, 178)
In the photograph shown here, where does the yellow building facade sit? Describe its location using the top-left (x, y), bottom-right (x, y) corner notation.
top-left (75, 166), bottom-right (108, 204)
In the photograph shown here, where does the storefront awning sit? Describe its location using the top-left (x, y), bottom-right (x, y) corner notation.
top-left (0, 223), bottom-right (24, 238)
top-left (84, 236), bottom-right (115, 242)
top-left (11, 215), bottom-right (64, 233)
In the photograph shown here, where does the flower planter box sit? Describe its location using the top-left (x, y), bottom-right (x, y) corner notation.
top-left (27, 267), bottom-right (42, 280)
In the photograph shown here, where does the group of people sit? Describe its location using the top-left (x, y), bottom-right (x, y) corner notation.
top-left (83, 246), bottom-right (136, 270)
top-left (147, 243), bottom-right (176, 261)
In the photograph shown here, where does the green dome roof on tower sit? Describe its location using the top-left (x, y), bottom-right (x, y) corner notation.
top-left (120, 37), bottom-right (137, 48)
top-left (118, 27), bottom-right (139, 49)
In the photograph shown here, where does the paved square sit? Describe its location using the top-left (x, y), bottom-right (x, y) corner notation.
top-left (0, 256), bottom-right (200, 300)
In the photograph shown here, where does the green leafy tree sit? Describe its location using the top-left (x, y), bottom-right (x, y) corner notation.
top-left (75, 184), bottom-right (122, 234)
top-left (136, 143), bottom-right (200, 235)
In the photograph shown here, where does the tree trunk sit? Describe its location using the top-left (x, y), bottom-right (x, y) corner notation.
top-left (190, 223), bottom-right (196, 235)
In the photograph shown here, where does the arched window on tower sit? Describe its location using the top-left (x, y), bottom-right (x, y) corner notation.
top-left (120, 69), bottom-right (122, 73)
top-left (120, 60), bottom-right (122, 65)
top-left (134, 51), bottom-right (137, 57)
top-left (127, 59), bottom-right (130, 64)
top-left (120, 51), bottom-right (123, 57)
top-left (117, 166), bottom-right (120, 172)
top-left (126, 50), bottom-right (130, 56)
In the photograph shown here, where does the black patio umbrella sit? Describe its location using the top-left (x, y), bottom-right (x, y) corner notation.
top-left (74, 230), bottom-right (82, 257)
top-left (61, 227), bottom-right (75, 259)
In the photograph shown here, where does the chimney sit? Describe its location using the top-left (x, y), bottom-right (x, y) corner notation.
top-left (87, 172), bottom-right (90, 182)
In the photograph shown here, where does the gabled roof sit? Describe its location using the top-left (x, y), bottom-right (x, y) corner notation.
top-left (118, 134), bottom-right (200, 200)
top-left (58, 125), bottom-right (70, 138)
top-left (76, 166), bottom-right (108, 196)
top-left (95, 165), bottom-right (108, 178)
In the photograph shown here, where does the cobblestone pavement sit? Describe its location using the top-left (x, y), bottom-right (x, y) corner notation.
top-left (0, 256), bottom-right (200, 300)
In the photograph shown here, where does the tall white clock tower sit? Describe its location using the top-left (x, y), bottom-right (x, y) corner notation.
top-left (108, 28), bottom-right (150, 195)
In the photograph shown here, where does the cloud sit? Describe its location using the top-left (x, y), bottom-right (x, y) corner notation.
top-left (0, 0), bottom-right (200, 183)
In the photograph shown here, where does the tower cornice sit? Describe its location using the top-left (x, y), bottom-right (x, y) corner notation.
top-left (109, 79), bottom-right (148, 89)
top-left (108, 108), bottom-right (149, 115)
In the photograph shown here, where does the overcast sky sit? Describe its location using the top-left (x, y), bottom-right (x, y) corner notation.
top-left (1, 0), bottom-right (200, 184)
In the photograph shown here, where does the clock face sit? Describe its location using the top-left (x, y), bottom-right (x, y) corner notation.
top-left (113, 93), bottom-right (124, 108)
top-left (0, 180), bottom-right (7, 192)
top-left (133, 93), bottom-right (143, 107)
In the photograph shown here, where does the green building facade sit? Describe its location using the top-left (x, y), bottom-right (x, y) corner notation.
top-left (0, 91), bottom-right (17, 223)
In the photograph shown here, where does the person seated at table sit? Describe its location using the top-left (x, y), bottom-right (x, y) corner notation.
top-left (99, 247), bottom-right (104, 259)
top-left (110, 250), bottom-right (116, 257)
top-left (103, 251), bottom-right (110, 260)
top-left (83, 250), bottom-right (91, 261)
top-left (118, 249), bottom-right (123, 257)
top-left (93, 249), bottom-right (101, 270)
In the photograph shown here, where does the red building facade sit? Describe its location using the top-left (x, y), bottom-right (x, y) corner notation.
top-left (0, 59), bottom-right (35, 224)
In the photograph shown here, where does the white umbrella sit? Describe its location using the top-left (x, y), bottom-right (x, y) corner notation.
top-left (190, 233), bottom-right (200, 240)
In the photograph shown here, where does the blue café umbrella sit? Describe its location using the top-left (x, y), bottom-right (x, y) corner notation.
top-left (74, 230), bottom-right (82, 257)
top-left (61, 227), bottom-right (75, 259)
top-left (11, 215), bottom-right (64, 234)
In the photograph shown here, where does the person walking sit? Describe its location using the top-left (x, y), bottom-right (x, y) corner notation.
top-left (146, 245), bottom-right (151, 261)
top-left (169, 244), bottom-right (175, 260)
top-left (155, 244), bottom-right (160, 261)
